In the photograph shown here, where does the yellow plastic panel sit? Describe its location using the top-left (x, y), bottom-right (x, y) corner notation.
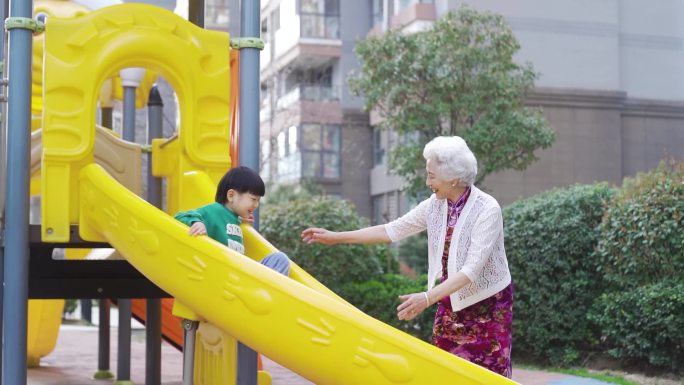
top-left (27, 299), bottom-right (64, 367)
top-left (257, 370), bottom-right (272, 385)
top-left (32, 126), bottom-right (143, 194)
top-left (32, 0), bottom-right (91, 118)
top-left (78, 163), bottom-right (518, 385)
top-left (42, 3), bottom-right (231, 241)
top-left (194, 322), bottom-right (237, 385)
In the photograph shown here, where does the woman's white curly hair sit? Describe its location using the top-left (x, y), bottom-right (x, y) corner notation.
top-left (423, 136), bottom-right (478, 187)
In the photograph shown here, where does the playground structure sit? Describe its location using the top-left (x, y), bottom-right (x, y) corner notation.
top-left (0, 1), bottom-right (520, 385)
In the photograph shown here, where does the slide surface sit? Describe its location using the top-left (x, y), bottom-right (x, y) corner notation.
top-left (78, 163), bottom-right (518, 385)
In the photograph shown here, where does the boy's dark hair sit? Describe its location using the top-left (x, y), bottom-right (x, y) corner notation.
top-left (215, 166), bottom-right (265, 204)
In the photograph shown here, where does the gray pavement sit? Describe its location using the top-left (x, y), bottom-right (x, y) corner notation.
top-left (27, 322), bottom-right (615, 385)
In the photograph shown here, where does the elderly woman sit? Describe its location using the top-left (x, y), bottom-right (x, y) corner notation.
top-left (301, 136), bottom-right (513, 377)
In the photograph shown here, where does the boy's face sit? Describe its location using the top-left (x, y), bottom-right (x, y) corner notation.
top-left (226, 190), bottom-right (261, 220)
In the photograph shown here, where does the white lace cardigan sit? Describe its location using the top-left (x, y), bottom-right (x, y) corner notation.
top-left (385, 186), bottom-right (511, 311)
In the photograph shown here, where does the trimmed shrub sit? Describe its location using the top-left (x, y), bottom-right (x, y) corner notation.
top-left (397, 233), bottom-right (428, 275)
top-left (261, 196), bottom-right (387, 293)
top-left (595, 160), bottom-right (684, 290)
top-left (340, 274), bottom-right (434, 342)
top-left (589, 280), bottom-right (684, 372)
top-left (503, 183), bottom-right (614, 365)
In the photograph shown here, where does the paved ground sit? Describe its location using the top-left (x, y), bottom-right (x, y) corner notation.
top-left (26, 323), bottom-right (615, 385)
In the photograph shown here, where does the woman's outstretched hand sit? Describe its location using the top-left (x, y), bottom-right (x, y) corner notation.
top-left (301, 227), bottom-right (339, 244)
top-left (397, 292), bottom-right (430, 321)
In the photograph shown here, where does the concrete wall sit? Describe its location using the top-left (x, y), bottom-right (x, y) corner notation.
top-left (486, 88), bottom-right (684, 206)
top-left (339, 1), bottom-right (372, 110)
top-left (436, 0), bottom-right (684, 101)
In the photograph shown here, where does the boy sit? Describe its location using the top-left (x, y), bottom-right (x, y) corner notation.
top-left (174, 166), bottom-right (290, 275)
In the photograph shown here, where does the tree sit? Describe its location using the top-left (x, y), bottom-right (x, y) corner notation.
top-left (348, 7), bottom-right (555, 198)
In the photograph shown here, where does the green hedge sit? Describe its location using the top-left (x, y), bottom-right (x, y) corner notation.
top-left (503, 183), bottom-right (614, 365)
top-left (261, 196), bottom-right (388, 293)
top-left (595, 160), bottom-right (684, 290)
top-left (340, 274), bottom-right (434, 342)
top-left (589, 280), bottom-right (684, 372)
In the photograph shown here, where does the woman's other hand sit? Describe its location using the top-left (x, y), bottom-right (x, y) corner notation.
top-left (397, 292), bottom-right (430, 321)
top-left (301, 227), bottom-right (339, 244)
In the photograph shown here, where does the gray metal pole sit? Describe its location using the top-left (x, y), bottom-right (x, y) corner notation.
top-left (95, 299), bottom-right (113, 379)
top-left (122, 86), bottom-right (136, 142)
top-left (2, 0), bottom-right (34, 382)
top-left (95, 107), bottom-right (114, 380)
top-left (181, 320), bottom-right (199, 385)
top-left (0, 0), bottom-right (9, 378)
top-left (116, 299), bottom-right (132, 383)
top-left (188, 0), bottom-right (204, 27)
top-left (116, 77), bottom-right (137, 384)
top-left (237, 1), bottom-right (261, 384)
top-left (238, 0), bottom-right (261, 222)
top-left (145, 86), bottom-right (163, 385)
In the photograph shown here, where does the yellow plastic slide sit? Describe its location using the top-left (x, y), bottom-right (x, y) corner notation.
top-left (78, 163), bottom-right (517, 385)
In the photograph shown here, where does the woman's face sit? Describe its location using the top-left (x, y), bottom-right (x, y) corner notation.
top-left (425, 158), bottom-right (456, 200)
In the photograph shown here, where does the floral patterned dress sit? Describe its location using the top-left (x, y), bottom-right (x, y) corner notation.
top-left (432, 188), bottom-right (514, 378)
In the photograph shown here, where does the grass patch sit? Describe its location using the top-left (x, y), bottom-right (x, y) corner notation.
top-left (554, 368), bottom-right (639, 385)
top-left (517, 364), bottom-right (639, 385)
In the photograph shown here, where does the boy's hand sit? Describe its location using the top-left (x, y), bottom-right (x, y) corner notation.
top-left (239, 213), bottom-right (255, 224)
top-left (189, 221), bottom-right (207, 236)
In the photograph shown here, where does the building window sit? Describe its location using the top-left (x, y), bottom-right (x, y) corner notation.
top-left (371, 194), bottom-right (385, 225)
top-left (301, 0), bottom-right (339, 13)
top-left (272, 6), bottom-right (280, 32)
top-left (372, 127), bottom-right (385, 166)
top-left (300, 0), bottom-right (340, 39)
top-left (276, 126), bottom-right (301, 183)
top-left (301, 124), bottom-right (340, 179)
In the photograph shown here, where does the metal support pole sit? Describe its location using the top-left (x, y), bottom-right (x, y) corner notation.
top-left (122, 86), bottom-right (136, 142)
top-left (145, 299), bottom-right (161, 385)
top-left (115, 69), bottom-right (138, 385)
top-left (95, 299), bottom-right (114, 379)
top-left (94, 105), bottom-right (114, 380)
top-left (2, 0), bottom-right (33, 383)
top-left (0, 0), bottom-right (9, 378)
top-left (181, 320), bottom-right (199, 385)
top-left (188, 0), bottom-right (204, 27)
top-left (144, 86), bottom-right (163, 385)
top-left (116, 299), bottom-right (132, 384)
top-left (237, 1), bottom-right (261, 384)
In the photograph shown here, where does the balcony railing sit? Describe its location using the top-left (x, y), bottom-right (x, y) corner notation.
top-left (277, 84), bottom-right (340, 110)
top-left (300, 13), bottom-right (340, 39)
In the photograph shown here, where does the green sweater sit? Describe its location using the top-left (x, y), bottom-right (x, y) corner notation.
top-left (174, 202), bottom-right (245, 254)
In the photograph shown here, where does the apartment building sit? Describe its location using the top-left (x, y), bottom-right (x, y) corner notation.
top-left (258, 0), bottom-right (374, 217)
top-left (255, 0), bottom-right (684, 225)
